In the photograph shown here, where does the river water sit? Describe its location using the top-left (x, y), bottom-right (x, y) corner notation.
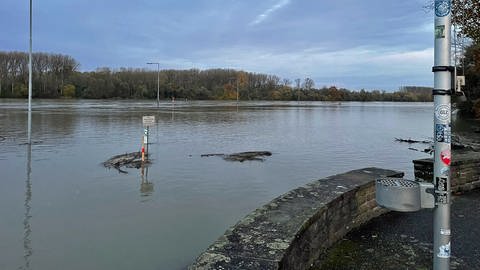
top-left (0, 99), bottom-right (433, 270)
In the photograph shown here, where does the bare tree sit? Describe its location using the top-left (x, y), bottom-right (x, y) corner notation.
top-left (302, 77), bottom-right (315, 90)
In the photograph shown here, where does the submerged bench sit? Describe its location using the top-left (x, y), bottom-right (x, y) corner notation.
top-left (190, 167), bottom-right (403, 270)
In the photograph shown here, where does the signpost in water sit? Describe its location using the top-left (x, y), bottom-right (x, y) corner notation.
top-left (142, 116), bottom-right (155, 162)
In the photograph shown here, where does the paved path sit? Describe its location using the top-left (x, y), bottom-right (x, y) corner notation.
top-left (315, 189), bottom-right (480, 270)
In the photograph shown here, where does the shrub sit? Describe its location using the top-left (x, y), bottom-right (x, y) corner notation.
top-left (62, 84), bottom-right (76, 98)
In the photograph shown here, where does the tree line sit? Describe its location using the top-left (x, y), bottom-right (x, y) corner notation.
top-left (0, 51), bottom-right (78, 98)
top-left (0, 51), bottom-right (434, 102)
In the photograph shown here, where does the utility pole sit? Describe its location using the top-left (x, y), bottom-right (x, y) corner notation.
top-left (27, 0), bottom-right (33, 144)
top-left (432, 1), bottom-right (452, 269)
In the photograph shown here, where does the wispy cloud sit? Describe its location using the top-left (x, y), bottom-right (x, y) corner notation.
top-left (250, 0), bottom-right (291, 26)
top-left (178, 45), bottom-right (434, 90)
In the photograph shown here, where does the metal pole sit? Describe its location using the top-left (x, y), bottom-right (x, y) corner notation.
top-left (146, 126), bottom-right (149, 160)
top-left (156, 64), bottom-right (160, 107)
top-left (432, 1), bottom-right (452, 269)
top-left (141, 131), bottom-right (145, 162)
top-left (27, 0), bottom-right (33, 144)
top-left (147, 62), bottom-right (160, 107)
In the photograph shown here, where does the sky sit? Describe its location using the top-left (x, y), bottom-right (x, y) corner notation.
top-left (1, 0), bottom-right (435, 91)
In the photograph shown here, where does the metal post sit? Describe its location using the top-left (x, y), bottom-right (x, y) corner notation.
top-left (236, 79), bottom-right (239, 103)
top-left (145, 126), bottom-right (149, 159)
top-left (147, 62), bottom-right (160, 107)
top-left (141, 135), bottom-right (145, 162)
top-left (142, 126), bottom-right (148, 162)
top-left (156, 65), bottom-right (160, 106)
top-left (27, 0), bottom-right (33, 144)
top-left (432, 1), bottom-right (452, 269)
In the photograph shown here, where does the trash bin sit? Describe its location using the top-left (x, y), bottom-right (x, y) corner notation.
top-left (376, 177), bottom-right (435, 212)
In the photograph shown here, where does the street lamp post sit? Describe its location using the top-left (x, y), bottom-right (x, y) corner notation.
top-left (27, 0), bottom-right (33, 144)
top-left (147, 62), bottom-right (160, 107)
top-left (432, 1), bottom-right (452, 269)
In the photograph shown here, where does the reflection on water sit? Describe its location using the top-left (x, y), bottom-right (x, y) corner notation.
top-left (21, 144), bottom-right (33, 270)
top-left (0, 99), bottom-right (438, 270)
top-left (140, 166), bottom-right (154, 198)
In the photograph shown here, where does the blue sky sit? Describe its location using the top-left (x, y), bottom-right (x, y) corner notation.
top-left (1, 0), bottom-right (434, 91)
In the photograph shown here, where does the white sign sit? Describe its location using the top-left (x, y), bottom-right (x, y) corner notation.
top-left (142, 116), bottom-right (155, 126)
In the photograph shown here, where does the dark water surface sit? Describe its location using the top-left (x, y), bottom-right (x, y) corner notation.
top-left (0, 99), bottom-right (433, 270)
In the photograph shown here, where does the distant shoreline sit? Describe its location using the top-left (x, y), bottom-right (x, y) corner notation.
top-left (0, 96), bottom-right (434, 103)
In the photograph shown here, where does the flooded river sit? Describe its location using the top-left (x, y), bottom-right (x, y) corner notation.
top-left (0, 99), bottom-right (433, 270)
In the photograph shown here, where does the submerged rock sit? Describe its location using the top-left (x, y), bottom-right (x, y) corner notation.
top-left (201, 151), bottom-right (272, 162)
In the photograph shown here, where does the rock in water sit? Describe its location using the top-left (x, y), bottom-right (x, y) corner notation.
top-left (201, 151), bottom-right (272, 162)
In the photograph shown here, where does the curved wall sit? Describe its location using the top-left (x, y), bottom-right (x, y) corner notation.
top-left (190, 167), bottom-right (403, 270)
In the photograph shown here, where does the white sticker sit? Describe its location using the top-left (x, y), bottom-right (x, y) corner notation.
top-left (440, 229), bottom-right (451, 236)
top-left (437, 242), bottom-right (451, 258)
top-left (440, 167), bottom-right (450, 176)
top-left (435, 104), bottom-right (451, 122)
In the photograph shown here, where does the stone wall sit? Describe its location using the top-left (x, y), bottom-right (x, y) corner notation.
top-left (413, 152), bottom-right (480, 192)
top-left (189, 168), bottom-right (403, 270)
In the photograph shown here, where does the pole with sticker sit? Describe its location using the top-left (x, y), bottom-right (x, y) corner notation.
top-left (432, 1), bottom-right (452, 269)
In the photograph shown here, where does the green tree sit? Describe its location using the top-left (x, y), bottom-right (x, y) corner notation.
top-left (62, 84), bottom-right (76, 98)
top-left (13, 83), bottom-right (28, 98)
